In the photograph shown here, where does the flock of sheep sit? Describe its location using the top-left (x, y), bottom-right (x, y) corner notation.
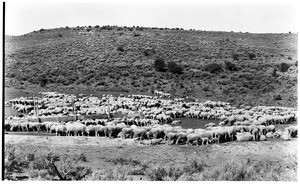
top-left (5, 91), bottom-right (298, 145)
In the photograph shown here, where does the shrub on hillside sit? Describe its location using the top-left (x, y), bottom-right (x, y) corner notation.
top-left (142, 71), bottom-right (153, 77)
top-left (133, 32), bottom-right (141, 37)
top-left (153, 58), bottom-right (167, 72)
top-left (117, 46), bottom-right (124, 52)
top-left (274, 94), bottom-right (282, 101)
top-left (108, 73), bottom-right (115, 79)
top-left (248, 53), bottom-right (256, 60)
top-left (232, 53), bottom-right (239, 61)
top-left (121, 71), bottom-right (130, 77)
top-left (203, 63), bottom-right (223, 74)
top-left (38, 74), bottom-right (48, 87)
top-left (279, 63), bottom-right (290, 72)
top-left (167, 61), bottom-right (184, 74)
top-left (203, 85), bottom-right (210, 91)
top-left (143, 50), bottom-right (150, 56)
top-left (96, 80), bottom-right (106, 86)
top-left (224, 61), bottom-right (238, 71)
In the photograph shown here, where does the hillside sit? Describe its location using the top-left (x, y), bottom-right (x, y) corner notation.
top-left (4, 26), bottom-right (298, 107)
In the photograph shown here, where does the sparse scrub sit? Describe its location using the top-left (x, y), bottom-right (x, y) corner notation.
top-left (167, 61), bottom-right (184, 74)
top-left (4, 144), bottom-right (92, 181)
top-left (86, 166), bottom-right (129, 181)
top-left (203, 63), bottom-right (223, 74)
top-left (146, 159), bottom-right (207, 181)
top-left (5, 25), bottom-right (298, 107)
top-left (142, 71), bottom-right (153, 77)
top-left (201, 159), bottom-right (285, 181)
top-left (105, 157), bottom-right (142, 166)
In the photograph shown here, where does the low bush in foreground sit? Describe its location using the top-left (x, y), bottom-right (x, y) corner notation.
top-left (4, 144), bottom-right (295, 181)
top-left (4, 144), bottom-right (92, 180)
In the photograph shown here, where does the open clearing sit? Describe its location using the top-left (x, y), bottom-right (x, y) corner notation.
top-left (5, 132), bottom-right (297, 181)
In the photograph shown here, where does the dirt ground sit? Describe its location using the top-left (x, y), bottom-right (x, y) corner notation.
top-left (4, 132), bottom-right (298, 181)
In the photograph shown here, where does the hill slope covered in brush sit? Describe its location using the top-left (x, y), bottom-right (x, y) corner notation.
top-left (5, 26), bottom-right (298, 107)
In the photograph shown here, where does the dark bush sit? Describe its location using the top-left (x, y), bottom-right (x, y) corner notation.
top-left (224, 61), bottom-right (238, 71)
top-left (203, 63), bottom-right (223, 73)
top-left (108, 73), bottom-right (115, 79)
top-left (167, 61), bottom-right (184, 74)
top-left (203, 85), bottom-right (210, 91)
top-left (143, 50), bottom-right (150, 56)
top-left (38, 74), bottom-right (48, 87)
top-left (117, 46), bottom-right (124, 52)
top-left (153, 58), bottom-right (167, 72)
top-left (133, 32), bottom-right (141, 37)
top-left (248, 53), bottom-right (256, 60)
top-left (287, 56), bottom-right (292, 60)
top-left (58, 34), bottom-right (62, 37)
top-left (96, 80), bottom-right (105, 86)
top-left (274, 94), bottom-right (282, 101)
top-left (131, 75), bottom-right (138, 80)
top-left (232, 53), bottom-right (239, 61)
top-left (279, 63), bottom-right (290, 72)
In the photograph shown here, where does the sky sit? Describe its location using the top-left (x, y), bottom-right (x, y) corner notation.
top-left (4, 0), bottom-right (300, 36)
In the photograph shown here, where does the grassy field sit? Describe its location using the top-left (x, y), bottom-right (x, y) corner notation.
top-left (4, 130), bottom-right (297, 181)
top-left (5, 26), bottom-right (297, 107)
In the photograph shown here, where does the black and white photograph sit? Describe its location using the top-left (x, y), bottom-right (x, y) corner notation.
top-left (1, 0), bottom-right (299, 181)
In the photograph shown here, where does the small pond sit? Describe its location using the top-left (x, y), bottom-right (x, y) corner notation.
top-left (173, 118), bottom-right (220, 129)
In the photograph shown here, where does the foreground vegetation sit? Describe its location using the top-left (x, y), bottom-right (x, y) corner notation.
top-left (5, 25), bottom-right (297, 107)
top-left (4, 142), bottom-right (296, 181)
